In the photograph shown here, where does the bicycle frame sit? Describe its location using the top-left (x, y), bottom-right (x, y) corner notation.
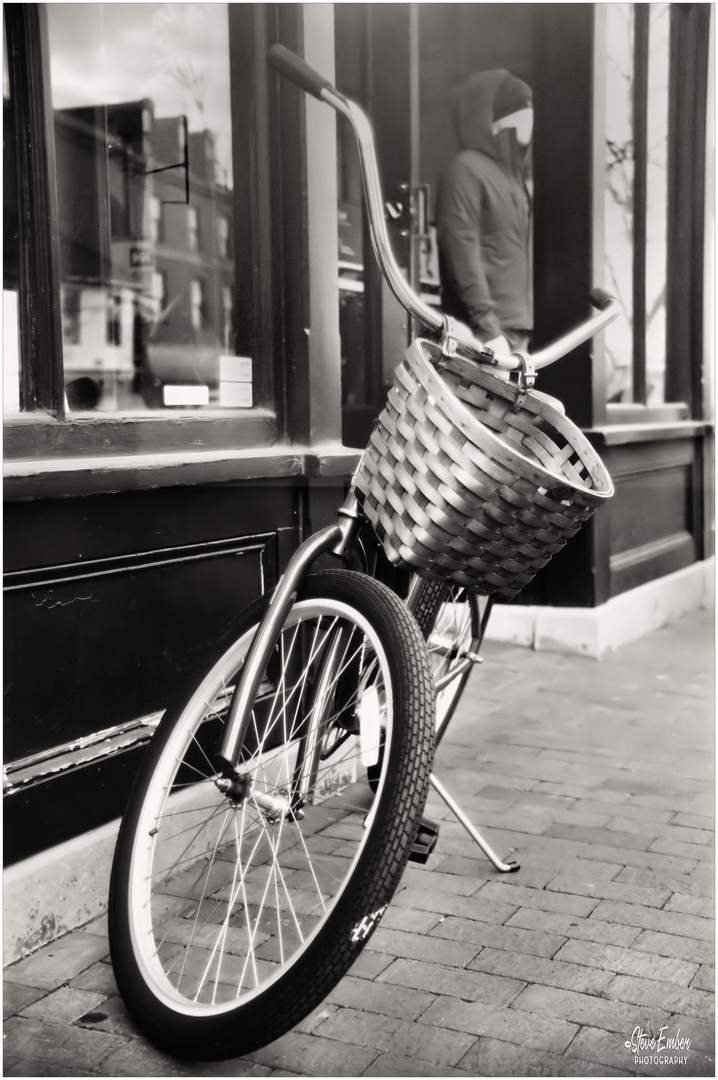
top-left (215, 496), bottom-right (363, 777)
top-left (215, 45), bottom-right (620, 780)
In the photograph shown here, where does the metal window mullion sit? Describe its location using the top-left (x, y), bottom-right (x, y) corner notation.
top-left (632, 3), bottom-right (649, 405)
top-left (5, 3), bottom-right (65, 417)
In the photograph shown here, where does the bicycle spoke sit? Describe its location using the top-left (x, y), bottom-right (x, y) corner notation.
top-left (148, 801), bottom-right (231, 884)
top-left (119, 585), bottom-right (427, 1027)
top-left (174, 806), bottom-right (234, 992)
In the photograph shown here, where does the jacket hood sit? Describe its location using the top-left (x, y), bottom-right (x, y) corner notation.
top-left (451, 68), bottom-right (519, 158)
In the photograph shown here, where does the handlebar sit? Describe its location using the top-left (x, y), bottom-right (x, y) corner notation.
top-left (268, 43), bottom-right (619, 380)
top-left (269, 45), bottom-right (445, 335)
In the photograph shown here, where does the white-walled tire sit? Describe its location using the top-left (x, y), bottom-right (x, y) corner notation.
top-left (109, 570), bottom-right (434, 1060)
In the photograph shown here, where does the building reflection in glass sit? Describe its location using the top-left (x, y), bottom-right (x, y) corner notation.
top-left (46, 3), bottom-right (240, 413)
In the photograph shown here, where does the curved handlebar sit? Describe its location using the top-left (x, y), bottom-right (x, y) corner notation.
top-left (268, 43), bottom-right (619, 377)
top-left (529, 289), bottom-right (619, 372)
top-left (268, 43), bottom-right (332, 100)
top-left (269, 43), bottom-right (445, 334)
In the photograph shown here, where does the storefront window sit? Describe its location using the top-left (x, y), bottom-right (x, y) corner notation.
top-left (45, 3), bottom-right (240, 413)
top-left (603, 2), bottom-right (670, 406)
top-left (604, 4), bottom-right (635, 404)
top-left (3, 17), bottom-right (20, 415)
top-left (337, 126), bottom-right (368, 413)
top-left (644, 4), bottom-right (670, 405)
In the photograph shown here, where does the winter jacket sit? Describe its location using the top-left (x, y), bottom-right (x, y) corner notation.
top-left (435, 69), bottom-right (533, 341)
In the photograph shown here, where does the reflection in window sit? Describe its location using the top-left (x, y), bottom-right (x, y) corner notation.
top-left (337, 122), bottom-right (368, 410)
top-left (107, 295), bottom-right (123, 347)
top-left (62, 287), bottom-right (82, 345)
top-left (153, 270), bottom-right (166, 309)
top-left (149, 195), bottom-right (163, 243)
top-left (222, 285), bottom-right (233, 351)
top-left (187, 205), bottom-right (200, 253)
top-left (644, 4), bottom-right (669, 405)
top-left (46, 3), bottom-right (238, 413)
top-left (190, 279), bottom-right (205, 331)
top-left (604, 4), bottom-right (635, 403)
top-left (3, 14), bottom-right (20, 414)
top-left (217, 216), bottom-right (230, 259)
top-left (604, 3), bottom-right (670, 405)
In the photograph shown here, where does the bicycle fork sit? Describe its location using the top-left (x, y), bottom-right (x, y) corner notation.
top-left (214, 495), bottom-right (363, 779)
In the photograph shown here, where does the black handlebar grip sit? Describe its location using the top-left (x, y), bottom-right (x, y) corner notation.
top-left (589, 287), bottom-right (615, 311)
top-left (268, 44), bottom-right (333, 100)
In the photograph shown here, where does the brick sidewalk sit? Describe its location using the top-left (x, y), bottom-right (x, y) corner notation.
top-left (4, 608), bottom-right (714, 1077)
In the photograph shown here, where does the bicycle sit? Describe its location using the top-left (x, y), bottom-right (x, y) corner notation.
top-left (108, 44), bottom-right (618, 1061)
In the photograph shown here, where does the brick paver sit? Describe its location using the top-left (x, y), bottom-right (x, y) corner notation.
top-left (467, 946), bottom-right (618, 995)
top-left (504, 905), bottom-right (644, 947)
top-left (458, 1036), bottom-right (631, 1077)
top-left (420, 998), bottom-right (580, 1052)
top-left (553, 941), bottom-right (699, 986)
top-left (633, 929), bottom-right (712, 966)
top-left (5, 933), bottom-right (110, 991)
top-left (3, 981), bottom-right (45, 1019)
top-left (568, 1026), bottom-right (714, 1077)
top-left (327, 975), bottom-right (435, 1020)
top-left (362, 1052), bottom-right (467, 1076)
top-left (377, 957), bottom-right (525, 1006)
top-left (4, 607), bottom-right (713, 1076)
top-left (19, 986), bottom-right (107, 1025)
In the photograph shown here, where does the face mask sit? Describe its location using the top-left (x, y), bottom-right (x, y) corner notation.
top-left (492, 107), bottom-right (534, 146)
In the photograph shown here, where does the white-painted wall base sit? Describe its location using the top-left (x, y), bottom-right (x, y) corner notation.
top-left (486, 557), bottom-right (715, 658)
top-left (4, 817), bottom-right (119, 965)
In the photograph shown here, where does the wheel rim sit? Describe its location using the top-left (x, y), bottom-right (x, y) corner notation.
top-left (126, 598), bottom-right (394, 1015)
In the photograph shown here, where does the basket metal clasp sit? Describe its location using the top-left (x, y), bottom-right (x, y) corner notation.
top-left (439, 316), bottom-right (460, 359)
top-left (511, 352), bottom-right (536, 405)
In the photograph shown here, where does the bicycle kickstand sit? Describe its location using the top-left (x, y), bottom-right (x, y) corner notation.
top-left (429, 773), bottom-right (520, 872)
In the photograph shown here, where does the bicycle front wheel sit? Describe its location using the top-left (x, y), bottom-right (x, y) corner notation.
top-left (109, 570), bottom-right (434, 1060)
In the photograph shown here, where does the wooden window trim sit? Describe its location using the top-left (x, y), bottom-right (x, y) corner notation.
top-left (588, 417), bottom-right (710, 447)
top-left (3, 3), bottom-right (290, 471)
top-left (665, 2), bottom-right (710, 415)
top-left (631, 3), bottom-right (649, 405)
top-left (5, 4), bottom-right (64, 417)
top-left (3, 441), bottom-right (363, 501)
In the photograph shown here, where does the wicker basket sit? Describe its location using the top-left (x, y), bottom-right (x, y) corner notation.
top-left (353, 339), bottom-right (614, 600)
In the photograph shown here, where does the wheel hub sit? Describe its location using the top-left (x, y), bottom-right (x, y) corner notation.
top-left (215, 772), bottom-right (251, 804)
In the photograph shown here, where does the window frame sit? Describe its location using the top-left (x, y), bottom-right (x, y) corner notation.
top-left (3, 3), bottom-right (294, 482)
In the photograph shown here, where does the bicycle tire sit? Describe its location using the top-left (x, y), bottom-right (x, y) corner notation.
top-left (411, 579), bottom-right (482, 745)
top-left (109, 569), bottom-right (435, 1060)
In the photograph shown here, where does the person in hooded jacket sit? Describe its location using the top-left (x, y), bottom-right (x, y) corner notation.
top-left (435, 69), bottom-right (534, 360)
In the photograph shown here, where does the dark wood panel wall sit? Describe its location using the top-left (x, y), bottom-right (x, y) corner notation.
top-left (3, 477), bottom-right (349, 864)
top-left (604, 434), bottom-right (710, 598)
